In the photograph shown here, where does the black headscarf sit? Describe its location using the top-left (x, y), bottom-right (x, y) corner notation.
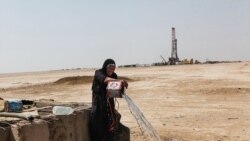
top-left (101, 58), bottom-right (116, 74)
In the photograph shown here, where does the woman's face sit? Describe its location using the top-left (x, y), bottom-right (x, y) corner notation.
top-left (106, 66), bottom-right (115, 76)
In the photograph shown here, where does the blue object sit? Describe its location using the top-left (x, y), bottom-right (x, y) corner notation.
top-left (6, 100), bottom-right (23, 112)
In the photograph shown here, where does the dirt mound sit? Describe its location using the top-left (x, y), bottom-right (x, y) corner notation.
top-left (0, 76), bottom-right (135, 93)
top-left (54, 76), bottom-right (134, 85)
top-left (54, 76), bottom-right (93, 85)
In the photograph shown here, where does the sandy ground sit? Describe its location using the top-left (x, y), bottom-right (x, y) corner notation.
top-left (1, 62), bottom-right (250, 141)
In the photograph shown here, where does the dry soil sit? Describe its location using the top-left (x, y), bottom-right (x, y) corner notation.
top-left (1, 62), bottom-right (250, 141)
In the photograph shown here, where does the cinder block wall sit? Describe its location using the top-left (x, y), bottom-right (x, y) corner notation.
top-left (0, 109), bottom-right (90, 141)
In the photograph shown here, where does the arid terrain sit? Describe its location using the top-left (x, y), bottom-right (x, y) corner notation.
top-left (1, 62), bottom-right (250, 141)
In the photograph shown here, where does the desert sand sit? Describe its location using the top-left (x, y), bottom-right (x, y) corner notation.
top-left (1, 62), bottom-right (250, 141)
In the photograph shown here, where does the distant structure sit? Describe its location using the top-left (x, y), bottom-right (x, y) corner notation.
top-left (160, 55), bottom-right (168, 64)
top-left (168, 27), bottom-right (179, 65)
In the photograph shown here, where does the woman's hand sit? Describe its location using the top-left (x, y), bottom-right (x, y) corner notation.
top-left (122, 80), bottom-right (128, 88)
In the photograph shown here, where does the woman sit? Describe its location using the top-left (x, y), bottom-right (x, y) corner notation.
top-left (90, 58), bottom-right (128, 141)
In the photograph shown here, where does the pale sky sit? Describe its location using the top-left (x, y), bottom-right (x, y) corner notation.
top-left (0, 0), bottom-right (250, 73)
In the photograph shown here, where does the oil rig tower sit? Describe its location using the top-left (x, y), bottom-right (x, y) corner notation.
top-left (168, 27), bottom-right (179, 65)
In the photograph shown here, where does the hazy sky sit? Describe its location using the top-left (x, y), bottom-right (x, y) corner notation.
top-left (0, 0), bottom-right (250, 73)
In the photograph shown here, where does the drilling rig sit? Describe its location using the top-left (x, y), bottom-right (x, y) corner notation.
top-left (168, 27), bottom-right (179, 65)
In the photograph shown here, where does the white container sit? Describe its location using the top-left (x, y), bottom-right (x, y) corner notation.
top-left (52, 106), bottom-right (74, 115)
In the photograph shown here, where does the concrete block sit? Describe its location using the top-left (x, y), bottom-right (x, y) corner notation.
top-left (11, 120), bottom-right (49, 141)
top-left (0, 127), bottom-right (11, 141)
top-left (47, 109), bottom-right (90, 141)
